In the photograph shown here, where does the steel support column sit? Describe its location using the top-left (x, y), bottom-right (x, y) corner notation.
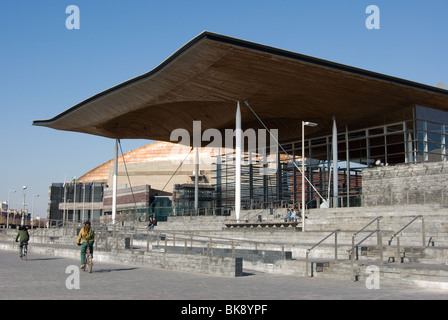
top-left (332, 117), bottom-right (339, 207)
top-left (235, 102), bottom-right (241, 221)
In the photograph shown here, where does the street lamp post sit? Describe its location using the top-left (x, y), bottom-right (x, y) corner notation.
top-left (65, 199), bottom-right (71, 235)
top-left (31, 194), bottom-right (39, 230)
top-left (7, 190), bottom-right (16, 229)
top-left (21, 186), bottom-right (27, 226)
top-left (302, 121), bottom-right (318, 232)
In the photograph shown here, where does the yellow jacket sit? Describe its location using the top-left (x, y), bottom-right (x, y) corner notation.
top-left (77, 227), bottom-right (95, 243)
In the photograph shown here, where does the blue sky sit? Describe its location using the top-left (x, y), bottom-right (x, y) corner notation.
top-left (1, 1), bottom-right (447, 219)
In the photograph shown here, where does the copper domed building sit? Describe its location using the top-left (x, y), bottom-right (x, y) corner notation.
top-left (77, 140), bottom-right (215, 190)
top-left (48, 141), bottom-right (221, 224)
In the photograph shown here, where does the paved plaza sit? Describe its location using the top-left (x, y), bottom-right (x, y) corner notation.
top-left (1, 249), bottom-right (448, 301)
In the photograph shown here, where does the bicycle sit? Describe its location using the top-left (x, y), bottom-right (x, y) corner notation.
top-left (20, 242), bottom-right (28, 261)
top-left (84, 245), bottom-right (93, 273)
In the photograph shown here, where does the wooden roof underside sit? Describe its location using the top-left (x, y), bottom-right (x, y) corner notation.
top-left (33, 32), bottom-right (448, 144)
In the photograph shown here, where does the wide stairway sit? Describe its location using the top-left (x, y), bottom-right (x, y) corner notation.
top-left (141, 204), bottom-right (448, 288)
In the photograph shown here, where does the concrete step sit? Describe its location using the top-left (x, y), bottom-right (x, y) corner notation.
top-left (151, 245), bottom-right (292, 264)
top-left (350, 245), bottom-right (448, 265)
top-left (0, 241), bottom-right (242, 277)
top-left (309, 259), bottom-right (448, 289)
top-left (356, 262), bottom-right (448, 289)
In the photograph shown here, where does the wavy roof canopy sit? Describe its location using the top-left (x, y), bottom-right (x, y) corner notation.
top-left (33, 31), bottom-right (448, 144)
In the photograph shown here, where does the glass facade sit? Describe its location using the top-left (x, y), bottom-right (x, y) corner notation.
top-left (409, 106), bottom-right (448, 163)
top-left (212, 105), bottom-right (448, 210)
top-left (48, 183), bottom-right (105, 224)
top-left (46, 106), bottom-right (448, 219)
top-left (173, 184), bottom-right (216, 215)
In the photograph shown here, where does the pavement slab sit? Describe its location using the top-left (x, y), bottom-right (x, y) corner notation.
top-left (1, 249), bottom-right (448, 301)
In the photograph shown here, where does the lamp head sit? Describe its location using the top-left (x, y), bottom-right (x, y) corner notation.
top-left (303, 121), bottom-right (318, 127)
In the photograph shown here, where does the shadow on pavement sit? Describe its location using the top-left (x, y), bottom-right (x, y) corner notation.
top-left (93, 267), bottom-right (139, 273)
top-left (27, 257), bottom-right (64, 261)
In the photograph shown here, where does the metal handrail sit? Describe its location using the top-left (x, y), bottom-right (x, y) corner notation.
top-left (352, 216), bottom-right (382, 238)
top-left (347, 229), bottom-right (381, 255)
top-left (94, 225), bottom-right (290, 256)
top-left (346, 228), bottom-right (384, 281)
top-left (307, 230), bottom-right (339, 253)
top-left (388, 215), bottom-right (425, 246)
top-left (344, 217), bottom-right (384, 281)
top-left (305, 229), bottom-right (340, 277)
top-left (347, 216), bottom-right (383, 255)
top-left (239, 211), bottom-right (264, 222)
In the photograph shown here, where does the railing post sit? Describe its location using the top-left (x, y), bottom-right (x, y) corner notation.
top-left (164, 236), bottom-right (167, 254)
top-left (350, 247), bottom-right (355, 281)
top-left (105, 229), bottom-right (109, 250)
top-left (334, 231), bottom-right (338, 261)
top-left (115, 230), bottom-right (119, 251)
top-left (351, 234), bottom-right (355, 258)
top-left (376, 219), bottom-right (381, 245)
top-left (421, 216), bottom-right (425, 247)
top-left (442, 190), bottom-right (445, 208)
top-left (378, 230), bottom-right (383, 265)
top-left (130, 232), bottom-right (134, 252)
top-left (305, 250), bottom-right (310, 277)
top-left (207, 242), bottom-right (211, 257)
top-left (95, 230), bottom-right (98, 251)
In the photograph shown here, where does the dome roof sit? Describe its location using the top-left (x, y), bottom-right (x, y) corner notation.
top-left (77, 141), bottom-right (218, 183)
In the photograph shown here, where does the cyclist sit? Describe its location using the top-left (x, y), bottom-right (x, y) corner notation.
top-left (76, 221), bottom-right (95, 270)
top-left (15, 225), bottom-right (30, 258)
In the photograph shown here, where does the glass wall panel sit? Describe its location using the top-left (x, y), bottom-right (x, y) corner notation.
top-left (412, 106), bottom-right (448, 163)
top-left (212, 105), bottom-right (448, 211)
